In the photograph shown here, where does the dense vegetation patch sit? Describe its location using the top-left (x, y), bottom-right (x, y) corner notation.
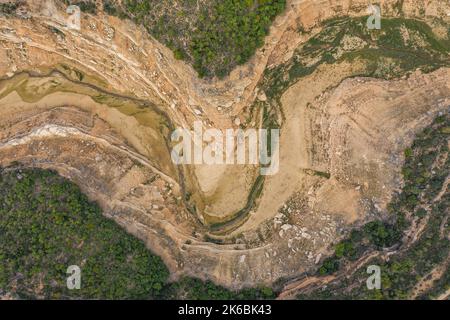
top-left (298, 113), bottom-right (450, 299)
top-left (162, 277), bottom-right (275, 300)
top-left (100, 0), bottom-right (286, 78)
top-left (0, 168), bottom-right (169, 299)
top-left (0, 167), bottom-right (274, 299)
top-left (244, 16), bottom-right (450, 141)
top-left (0, 2), bottom-right (19, 15)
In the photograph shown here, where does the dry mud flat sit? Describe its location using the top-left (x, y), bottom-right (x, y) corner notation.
top-left (0, 0), bottom-right (449, 289)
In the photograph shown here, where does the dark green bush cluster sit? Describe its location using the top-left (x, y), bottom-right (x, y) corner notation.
top-left (0, 168), bottom-right (169, 299)
top-left (162, 277), bottom-right (275, 300)
top-left (190, 0), bottom-right (286, 77)
top-left (400, 114), bottom-right (450, 209)
top-left (317, 221), bottom-right (402, 276)
top-left (113, 0), bottom-right (286, 78)
top-left (0, 2), bottom-right (19, 15)
top-left (378, 195), bottom-right (450, 299)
